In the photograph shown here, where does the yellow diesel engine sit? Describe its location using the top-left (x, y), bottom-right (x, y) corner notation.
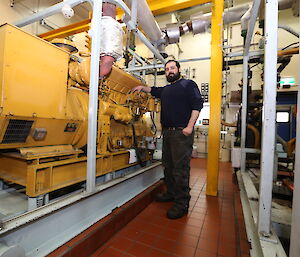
top-left (0, 24), bottom-right (158, 197)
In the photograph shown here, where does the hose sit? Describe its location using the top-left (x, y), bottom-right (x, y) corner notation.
top-left (131, 123), bottom-right (146, 167)
top-left (278, 24), bottom-right (299, 38)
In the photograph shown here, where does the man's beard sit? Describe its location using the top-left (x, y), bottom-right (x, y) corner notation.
top-left (166, 72), bottom-right (181, 83)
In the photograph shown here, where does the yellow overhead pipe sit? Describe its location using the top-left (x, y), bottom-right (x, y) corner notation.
top-left (206, 0), bottom-right (224, 196)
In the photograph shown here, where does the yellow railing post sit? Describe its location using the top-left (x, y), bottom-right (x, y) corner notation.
top-left (206, 0), bottom-right (224, 196)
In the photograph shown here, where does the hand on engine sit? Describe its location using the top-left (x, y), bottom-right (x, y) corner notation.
top-left (132, 85), bottom-right (144, 93)
top-left (131, 85), bottom-right (151, 94)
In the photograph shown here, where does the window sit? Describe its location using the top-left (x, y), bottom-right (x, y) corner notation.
top-left (276, 112), bottom-right (289, 123)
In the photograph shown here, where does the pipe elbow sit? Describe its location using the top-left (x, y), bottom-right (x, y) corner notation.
top-left (100, 55), bottom-right (115, 77)
top-left (102, 2), bottom-right (116, 18)
top-left (99, 2), bottom-right (117, 78)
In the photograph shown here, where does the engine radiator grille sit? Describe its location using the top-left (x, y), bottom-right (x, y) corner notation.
top-left (2, 120), bottom-right (34, 144)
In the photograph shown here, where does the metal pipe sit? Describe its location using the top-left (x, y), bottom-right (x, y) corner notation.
top-left (240, 56), bottom-right (248, 173)
top-left (258, 0), bottom-right (278, 237)
top-left (278, 47), bottom-right (299, 56)
top-left (226, 45), bottom-right (299, 59)
top-left (86, 0), bottom-right (102, 193)
top-left (178, 56), bottom-right (211, 63)
top-left (128, 24), bottom-right (166, 63)
top-left (126, 64), bottom-right (164, 72)
top-left (167, 0), bottom-right (293, 42)
top-left (241, 5), bottom-right (252, 33)
top-left (278, 24), bottom-right (299, 38)
top-left (240, 0), bottom-right (262, 173)
top-left (223, 5), bottom-right (250, 24)
top-left (289, 62), bottom-right (300, 256)
top-left (126, 56), bottom-right (212, 72)
top-left (127, 48), bottom-right (146, 65)
top-left (130, 0), bottom-right (138, 30)
top-left (106, 0), bottom-right (166, 63)
top-left (123, 0), bottom-right (162, 43)
top-left (13, 0), bottom-right (92, 27)
top-left (165, 5), bottom-right (250, 41)
top-left (244, 0), bottom-right (262, 56)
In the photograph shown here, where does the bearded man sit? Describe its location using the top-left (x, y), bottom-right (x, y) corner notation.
top-left (132, 60), bottom-right (203, 219)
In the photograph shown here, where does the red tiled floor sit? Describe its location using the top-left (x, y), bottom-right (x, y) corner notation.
top-left (95, 246), bottom-right (123, 257)
top-left (136, 231), bottom-right (159, 246)
top-left (90, 159), bottom-right (250, 257)
top-left (194, 249), bottom-right (218, 257)
top-left (173, 244), bottom-right (197, 257)
top-left (148, 248), bottom-right (174, 257)
top-left (107, 235), bottom-right (134, 252)
top-left (126, 241), bottom-right (152, 256)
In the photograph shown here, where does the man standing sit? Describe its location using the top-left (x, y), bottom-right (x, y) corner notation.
top-left (132, 60), bottom-right (203, 219)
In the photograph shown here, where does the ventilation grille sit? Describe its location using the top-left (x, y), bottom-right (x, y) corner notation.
top-left (2, 120), bottom-right (34, 144)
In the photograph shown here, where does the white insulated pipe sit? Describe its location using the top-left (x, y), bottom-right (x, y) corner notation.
top-left (123, 0), bottom-right (162, 43)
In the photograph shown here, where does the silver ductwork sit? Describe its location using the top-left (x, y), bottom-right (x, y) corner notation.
top-left (123, 0), bottom-right (167, 56)
top-left (123, 0), bottom-right (162, 43)
top-left (191, 17), bottom-right (210, 34)
top-left (166, 23), bottom-right (181, 44)
top-left (223, 5), bottom-right (251, 24)
top-left (241, 6), bottom-right (252, 33)
top-left (164, 0), bottom-right (299, 45)
top-left (164, 4), bottom-right (250, 43)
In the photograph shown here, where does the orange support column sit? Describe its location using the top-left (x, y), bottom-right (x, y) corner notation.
top-left (206, 0), bottom-right (224, 196)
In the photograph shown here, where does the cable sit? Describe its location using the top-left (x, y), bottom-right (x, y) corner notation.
top-left (131, 123), bottom-right (146, 167)
top-left (282, 42), bottom-right (299, 50)
top-left (150, 112), bottom-right (157, 135)
top-left (249, 63), bottom-right (259, 70)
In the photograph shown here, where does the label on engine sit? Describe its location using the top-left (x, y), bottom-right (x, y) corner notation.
top-left (64, 123), bottom-right (77, 132)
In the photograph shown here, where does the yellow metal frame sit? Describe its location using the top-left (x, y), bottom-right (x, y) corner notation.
top-left (206, 0), bottom-right (223, 196)
top-left (142, 0), bottom-right (211, 16)
top-left (39, 19), bottom-right (91, 41)
top-left (0, 150), bottom-right (150, 197)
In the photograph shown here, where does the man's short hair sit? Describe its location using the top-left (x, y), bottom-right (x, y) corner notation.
top-left (165, 60), bottom-right (180, 69)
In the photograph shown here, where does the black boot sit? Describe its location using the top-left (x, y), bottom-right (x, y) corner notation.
top-left (155, 192), bottom-right (174, 202)
top-left (167, 204), bottom-right (188, 219)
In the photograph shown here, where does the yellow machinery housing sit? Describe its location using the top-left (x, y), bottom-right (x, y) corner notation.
top-left (0, 24), bottom-right (157, 197)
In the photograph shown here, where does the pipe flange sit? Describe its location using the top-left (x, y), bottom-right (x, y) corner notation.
top-left (182, 23), bottom-right (189, 34)
top-left (191, 19), bottom-right (208, 35)
top-left (166, 23), bottom-right (180, 44)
